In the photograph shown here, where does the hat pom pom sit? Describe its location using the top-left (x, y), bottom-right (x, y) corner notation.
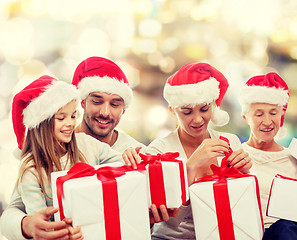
top-left (274, 126), bottom-right (287, 139)
top-left (211, 106), bottom-right (230, 126)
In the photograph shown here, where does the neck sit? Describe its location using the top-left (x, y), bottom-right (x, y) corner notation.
top-left (75, 122), bottom-right (118, 147)
top-left (246, 135), bottom-right (283, 152)
top-left (178, 127), bottom-right (210, 156)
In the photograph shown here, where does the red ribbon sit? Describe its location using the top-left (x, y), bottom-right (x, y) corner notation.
top-left (56, 162), bottom-right (128, 240)
top-left (193, 136), bottom-right (264, 240)
top-left (139, 152), bottom-right (187, 208)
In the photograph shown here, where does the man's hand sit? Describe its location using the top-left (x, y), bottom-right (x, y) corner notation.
top-left (21, 207), bottom-right (70, 240)
top-left (149, 204), bottom-right (179, 225)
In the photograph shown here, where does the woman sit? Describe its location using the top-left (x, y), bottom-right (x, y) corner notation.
top-left (239, 72), bottom-right (297, 240)
top-left (147, 62), bottom-right (252, 239)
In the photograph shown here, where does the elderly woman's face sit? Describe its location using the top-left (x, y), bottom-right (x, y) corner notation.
top-left (244, 103), bottom-right (282, 142)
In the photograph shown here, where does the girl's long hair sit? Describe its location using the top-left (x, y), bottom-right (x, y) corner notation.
top-left (17, 116), bottom-right (87, 196)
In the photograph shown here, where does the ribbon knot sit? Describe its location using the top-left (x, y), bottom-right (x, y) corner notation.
top-left (139, 152), bottom-right (180, 164)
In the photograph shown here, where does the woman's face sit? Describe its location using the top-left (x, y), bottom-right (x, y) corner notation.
top-left (54, 100), bottom-right (77, 144)
top-left (244, 102), bottom-right (282, 143)
top-left (172, 103), bottom-right (212, 138)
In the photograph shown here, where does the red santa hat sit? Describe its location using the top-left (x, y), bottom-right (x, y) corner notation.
top-left (239, 72), bottom-right (289, 138)
top-left (72, 56), bottom-right (133, 108)
top-left (12, 75), bottom-right (79, 149)
top-left (163, 62), bottom-right (230, 126)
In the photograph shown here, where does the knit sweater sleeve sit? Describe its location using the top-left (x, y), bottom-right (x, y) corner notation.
top-left (0, 186), bottom-right (28, 240)
top-left (18, 166), bottom-right (48, 215)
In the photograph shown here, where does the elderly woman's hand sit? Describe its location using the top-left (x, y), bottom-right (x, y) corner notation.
top-left (227, 148), bottom-right (252, 173)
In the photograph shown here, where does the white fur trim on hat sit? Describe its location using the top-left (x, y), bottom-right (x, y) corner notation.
top-left (239, 85), bottom-right (289, 107)
top-left (211, 106), bottom-right (230, 126)
top-left (78, 76), bottom-right (133, 108)
top-left (23, 81), bottom-right (79, 129)
top-left (163, 77), bottom-right (220, 108)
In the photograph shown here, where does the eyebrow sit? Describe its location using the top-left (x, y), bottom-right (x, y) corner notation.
top-left (90, 94), bottom-right (124, 102)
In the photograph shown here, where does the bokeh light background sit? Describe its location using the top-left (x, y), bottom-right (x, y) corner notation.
top-left (1, 0), bottom-right (297, 237)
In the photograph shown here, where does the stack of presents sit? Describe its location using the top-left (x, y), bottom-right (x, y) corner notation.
top-left (51, 137), bottom-right (297, 240)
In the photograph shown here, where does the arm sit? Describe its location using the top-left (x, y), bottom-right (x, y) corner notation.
top-left (0, 187), bottom-right (28, 240)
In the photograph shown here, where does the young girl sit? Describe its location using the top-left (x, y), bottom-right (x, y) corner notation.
top-left (12, 75), bottom-right (137, 239)
top-left (146, 63), bottom-right (252, 239)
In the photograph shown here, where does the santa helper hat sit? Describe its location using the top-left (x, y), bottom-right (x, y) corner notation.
top-left (12, 75), bottom-right (79, 149)
top-left (164, 62), bottom-right (230, 126)
top-left (239, 72), bottom-right (289, 139)
top-left (72, 56), bottom-right (133, 108)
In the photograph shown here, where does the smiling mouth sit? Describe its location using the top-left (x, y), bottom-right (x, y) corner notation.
top-left (192, 124), bottom-right (204, 129)
top-left (260, 128), bottom-right (273, 132)
top-left (61, 130), bottom-right (73, 135)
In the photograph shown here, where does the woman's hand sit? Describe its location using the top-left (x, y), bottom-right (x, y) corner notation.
top-left (187, 138), bottom-right (230, 184)
top-left (122, 146), bottom-right (142, 169)
top-left (226, 148), bottom-right (252, 173)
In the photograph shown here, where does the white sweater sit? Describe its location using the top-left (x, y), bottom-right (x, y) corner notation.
top-left (148, 128), bottom-right (242, 240)
top-left (242, 142), bottom-right (297, 228)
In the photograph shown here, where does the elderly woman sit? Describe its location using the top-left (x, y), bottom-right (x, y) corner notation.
top-left (147, 62), bottom-right (252, 240)
top-left (239, 72), bottom-right (297, 240)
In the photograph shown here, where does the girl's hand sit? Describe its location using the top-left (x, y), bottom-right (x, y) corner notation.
top-left (226, 148), bottom-right (252, 173)
top-left (63, 218), bottom-right (84, 240)
top-left (122, 146), bottom-right (142, 169)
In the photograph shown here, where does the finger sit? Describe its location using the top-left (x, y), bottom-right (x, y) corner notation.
top-left (125, 150), bottom-right (137, 169)
top-left (35, 228), bottom-right (69, 240)
top-left (43, 207), bottom-right (59, 219)
top-left (135, 146), bottom-right (142, 154)
top-left (159, 205), bottom-right (170, 222)
top-left (63, 218), bottom-right (73, 225)
top-left (131, 148), bottom-right (141, 163)
top-left (150, 204), bottom-right (161, 223)
top-left (38, 220), bottom-right (67, 231)
top-left (171, 208), bottom-right (179, 217)
top-left (122, 154), bottom-right (131, 166)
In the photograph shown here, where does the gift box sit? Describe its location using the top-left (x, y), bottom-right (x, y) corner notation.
top-left (267, 174), bottom-right (297, 222)
top-left (139, 152), bottom-right (189, 208)
top-left (51, 162), bottom-right (151, 240)
top-left (189, 137), bottom-right (264, 240)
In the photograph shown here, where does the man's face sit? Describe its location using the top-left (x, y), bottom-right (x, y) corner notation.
top-left (81, 92), bottom-right (125, 139)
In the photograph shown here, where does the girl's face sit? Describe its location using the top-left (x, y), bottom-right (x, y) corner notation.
top-left (244, 103), bottom-right (282, 143)
top-left (54, 100), bottom-right (77, 144)
top-left (172, 103), bottom-right (212, 138)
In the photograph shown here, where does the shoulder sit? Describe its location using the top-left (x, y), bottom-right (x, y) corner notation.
top-left (147, 130), bottom-right (179, 154)
top-left (113, 130), bottom-right (146, 152)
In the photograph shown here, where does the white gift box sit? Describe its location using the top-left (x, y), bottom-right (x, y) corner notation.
top-left (267, 175), bottom-right (297, 222)
top-left (189, 176), bottom-right (264, 240)
top-left (51, 163), bottom-right (151, 240)
top-left (144, 157), bottom-right (189, 208)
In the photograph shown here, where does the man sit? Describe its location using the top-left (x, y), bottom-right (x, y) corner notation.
top-left (72, 56), bottom-right (146, 152)
top-left (1, 57), bottom-right (171, 240)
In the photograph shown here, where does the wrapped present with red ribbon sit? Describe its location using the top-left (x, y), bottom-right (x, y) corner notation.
top-left (189, 136), bottom-right (264, 240)
top-left (267, 174), bottom-right (297, 222)
top-left (51, 162), bottom-right (151, 240)
top-left (139, 152), bottom-right (189, 209)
